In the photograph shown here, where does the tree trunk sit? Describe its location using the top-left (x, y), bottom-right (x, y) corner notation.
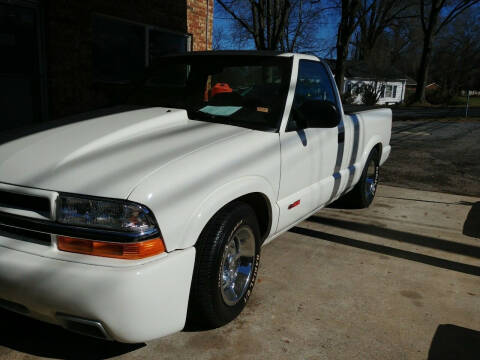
top-left (335, 17), bottom-right (352, 93)
top-left (414, 28), bottom-right (434, 103)
top-left (414, 0), bottom-right (443, 104)
top-left (335, 0), bottom-right (361, 94)
top-left (335, 44), bottom-right (347, 93)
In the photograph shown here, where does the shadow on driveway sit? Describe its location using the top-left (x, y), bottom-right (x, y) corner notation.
top-left (309, 216), bottom-right (480, 259)
top-left (291, 218), bottom-right (480, 276)
top-left (0, 309), bottom-right (143, 360)
top-left (463, 202), bottom-right (480, 239)
top-left (428, 324), bottom-right (480, 360)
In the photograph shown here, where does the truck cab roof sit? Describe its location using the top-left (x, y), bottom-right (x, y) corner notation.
top-left (161, 50), bottom-right (321, 62)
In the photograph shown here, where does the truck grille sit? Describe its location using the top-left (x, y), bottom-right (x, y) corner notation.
top-left (0, 190), bottom-right (51, 218)
top-left (0, 186), bottom-right (55, 246)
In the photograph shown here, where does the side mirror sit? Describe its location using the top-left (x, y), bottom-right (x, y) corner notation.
top-left (297, 100), bottom-right (340, 128)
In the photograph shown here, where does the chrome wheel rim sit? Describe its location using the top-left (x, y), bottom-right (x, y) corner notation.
top-left (365, 160), bottom-right (378, 200)
top-left (220, 225), bottom-right (256, 306)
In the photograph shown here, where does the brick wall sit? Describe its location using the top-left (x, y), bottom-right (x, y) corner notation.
top-left (186, 0), bottom-right (213, 51)
top-left (44, 0), bottom-right (187, 119)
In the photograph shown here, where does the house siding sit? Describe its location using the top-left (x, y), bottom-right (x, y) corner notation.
top-left (346, 79), bottom-right (406, 105)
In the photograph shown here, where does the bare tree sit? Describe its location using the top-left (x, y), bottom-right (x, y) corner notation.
top-left (212, 22), bottom-right (226, 50)
top-left (216, 0), bottom-right (327, 52)
top-left (335, 0), bottom-right (414, 92)
top-left (354, 0), bottom-right (416, 60)
top-left (334, 0), bottom-right (362, 93)
top-left (280, 0), bottom-right (331, 52)
top-left (217, 0), bottom-right (292, 50)
top-left (414, 0), bottom-right (480, 103)
top-left (430, 11), bottom-right (480, 95)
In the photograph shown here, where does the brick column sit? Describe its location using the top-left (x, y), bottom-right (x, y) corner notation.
top-left (187, 0), bottom-right (213, 51)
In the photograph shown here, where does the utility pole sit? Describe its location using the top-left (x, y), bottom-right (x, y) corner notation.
top-left (465, 89), bottom-right (470, 119)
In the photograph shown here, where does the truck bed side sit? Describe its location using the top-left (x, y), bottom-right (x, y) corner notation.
top-left (346, 108), bottom-right (392, 190)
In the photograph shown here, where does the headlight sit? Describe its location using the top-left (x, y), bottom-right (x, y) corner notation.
top-left (57, 195), bottom-right (158, 235)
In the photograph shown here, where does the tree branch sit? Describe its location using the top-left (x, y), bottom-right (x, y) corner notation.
top-left (217, 0), bottom-right (256, 35)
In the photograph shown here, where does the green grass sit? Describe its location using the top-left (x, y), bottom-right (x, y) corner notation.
top-left (453, 96), bottom-right (480, 107)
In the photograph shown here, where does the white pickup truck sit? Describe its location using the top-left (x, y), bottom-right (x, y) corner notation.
top-left (0, 51), bottom-right (391, 343)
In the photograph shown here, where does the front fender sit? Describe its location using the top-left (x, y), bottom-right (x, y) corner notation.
top-left (127, 130), bottom-right (281, 252)
top-left (180, 176), bottom-right (278, 250)
top-left (129, 174), bottom-right (279, 252)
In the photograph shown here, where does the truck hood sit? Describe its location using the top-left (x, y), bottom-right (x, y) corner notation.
top-left (0, 108), bottom-right (250, 198)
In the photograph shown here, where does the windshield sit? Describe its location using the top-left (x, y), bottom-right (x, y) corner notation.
top-left (127, 55), bottom-right (292, 131)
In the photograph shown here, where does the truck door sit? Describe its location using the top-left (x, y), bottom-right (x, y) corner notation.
top-left (276, 59), bottom-right (341, 232)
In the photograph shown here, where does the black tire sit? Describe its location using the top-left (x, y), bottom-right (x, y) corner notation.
top-left (346, 148), bottom-right (380, 208)
top-left (187, 202), bottom-right (261, 329)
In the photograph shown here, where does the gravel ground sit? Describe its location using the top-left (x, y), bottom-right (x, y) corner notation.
top-left (381, 119), bottom-right (480, 197)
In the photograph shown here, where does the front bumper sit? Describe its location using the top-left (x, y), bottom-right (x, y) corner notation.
top-left (0, 240), bottom-right (195, 343)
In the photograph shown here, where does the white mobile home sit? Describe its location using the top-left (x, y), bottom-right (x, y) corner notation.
top-left (325, 60), bottom-right (412, 105)
top-left (345, 78), bottom-right (407, 105)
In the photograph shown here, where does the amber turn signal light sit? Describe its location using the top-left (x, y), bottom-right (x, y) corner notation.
top-left (57, 235), bottom-right (166, 260)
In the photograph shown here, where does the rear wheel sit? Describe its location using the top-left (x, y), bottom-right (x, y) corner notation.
top-left (188, 202), bottom-right (260, 328)
top-left (346, 148), bottom-right (380, 208)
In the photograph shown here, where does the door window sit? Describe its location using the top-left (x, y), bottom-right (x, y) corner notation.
top-left (287, 60), bottom-right (337, 131)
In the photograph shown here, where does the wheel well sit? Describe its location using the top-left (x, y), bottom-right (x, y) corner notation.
top-left (236, 193), bottom-right (272, 241)
top-left (373, 143), bottom-right (382, 160)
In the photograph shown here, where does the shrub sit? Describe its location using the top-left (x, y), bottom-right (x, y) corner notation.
top-left (426, 89), bottom-right (453, 105)
top-left (446, 96), bottom-right (464, 106)
top-left (341, 90), bottom-right (356, 105)
top-left (405, 92), bottom-right (417, 105)
top-left (361, 84), bottom-right (381, 106)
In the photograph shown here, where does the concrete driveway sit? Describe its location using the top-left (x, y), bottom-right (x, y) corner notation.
top-left (1, 185), bottom-right (479, 360)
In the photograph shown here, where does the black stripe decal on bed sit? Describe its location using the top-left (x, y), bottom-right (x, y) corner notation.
top-left (346, 114), bottom-right (360, 189)
top-left (334, 122), bottom-right (345, 173)
top-left (328, 122), bottom-right (345, 203)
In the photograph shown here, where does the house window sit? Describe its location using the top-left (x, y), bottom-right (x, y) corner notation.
top-left (149, 29), bottom-right (189, 62)
top-left (393, 85), bottom-right (397, 98)
top-left (93, 15), bottom-right (191, 83)
top-left (93, 15), bottom-right (146, 83)
top-left (385, 85), bottom-right (393, 98)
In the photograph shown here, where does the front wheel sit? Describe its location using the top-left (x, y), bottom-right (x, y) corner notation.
top-left (188, 202), bottom-right (261, 328)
